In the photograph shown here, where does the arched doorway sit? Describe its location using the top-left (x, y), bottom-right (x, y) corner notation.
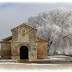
top-left (20, 46), bottom-right (28, 59)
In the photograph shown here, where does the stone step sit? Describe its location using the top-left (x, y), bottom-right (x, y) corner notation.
top-left (0, 59), bottom-right (18, 63)
top-left (19, 59), bottom-right (72, 64)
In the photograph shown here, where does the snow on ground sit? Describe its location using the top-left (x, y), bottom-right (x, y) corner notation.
top-left (44, 55), bottom-right (72, 60)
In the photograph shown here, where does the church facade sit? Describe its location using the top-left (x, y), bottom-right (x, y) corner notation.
top-left (0, 23), bottom-right (48, 60)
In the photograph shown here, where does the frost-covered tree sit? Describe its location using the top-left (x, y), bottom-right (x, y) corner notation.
top-left (28, 8), bottom-right (72, 55)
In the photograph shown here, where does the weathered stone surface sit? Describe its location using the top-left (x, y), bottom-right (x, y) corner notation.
top-left (37, 37), bottom-right (48, 59)
top-left (11, 42), bottom-right (37, 60)
top-left (1, 42), bottom-right (11, 59)
top-left (0, 23), bottom-right (48, 60)
top-left (11, 23), bottom-right (37, 60)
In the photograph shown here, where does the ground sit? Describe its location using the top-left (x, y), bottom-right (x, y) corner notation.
top-left (0, 55), bottom-right (72, 64)
top-left (45, 55), bottom-right (72, 60)
top-left (0, 55), bottom-right (72, 70)
top-left (0, 63), bottom-right (72, 70)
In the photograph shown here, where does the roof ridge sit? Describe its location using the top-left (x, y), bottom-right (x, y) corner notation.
top-left (11, 22), bottom-right (37, 31)
top-left (37, 36), bottom-right (48, 42)
top-left (2, 36), bottom-right (12, 41)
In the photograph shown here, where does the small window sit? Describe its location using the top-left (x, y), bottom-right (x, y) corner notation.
top-left (33, 48), bottom-right (36, 51)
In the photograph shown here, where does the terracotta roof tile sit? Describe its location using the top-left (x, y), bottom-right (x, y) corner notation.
top-left (1, 36), bottom-right (12, 41)
top-left (0, 36), bottom-right (48, 43)
top-left (37, 36), bottom-right (48, 42)
top-left (11, 22), bottom-right (37, 31)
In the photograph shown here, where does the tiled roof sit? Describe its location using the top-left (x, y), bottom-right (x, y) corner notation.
top-left (0, 23), bottom-right (48, 43)
top-left (0, 36), bottom-right (12, 42)
top-left (11, 22), bottom-right (37, 31)
top-left (37, 36), bottom-right (48, 42)
top-left (0, 36), bottom-right (48, 42)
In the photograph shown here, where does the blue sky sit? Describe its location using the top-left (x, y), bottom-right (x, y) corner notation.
top-left (0, 3), bottom-right (72, 40)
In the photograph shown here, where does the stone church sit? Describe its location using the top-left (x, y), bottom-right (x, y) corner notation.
top-left (0, 23), bottom-right (48, 60)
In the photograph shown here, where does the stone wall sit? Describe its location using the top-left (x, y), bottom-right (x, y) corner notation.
top-left (11, 24), bottom-right (37, 60)
top-left (11, 42), bottom-right (37, 60)
top-left (1, 42), bottom-right (11, 59)
top-left (11, 24), bottom-right (37, 43)
top-left (11, 28), bottom-right (18, 42)
top-left (37, 41), bottom-right (48, 59)
top-left (1, 24), bottom-right (48, 60)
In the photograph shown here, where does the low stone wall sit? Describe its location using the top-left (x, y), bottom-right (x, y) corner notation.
top-left (0, 59), bottom-right (18, 63)
top-left (19, 59), bottom-right (72, 64)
